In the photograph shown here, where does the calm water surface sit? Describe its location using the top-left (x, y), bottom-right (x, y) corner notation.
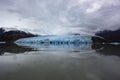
top-left (0, 43), bottom-right (120, 80)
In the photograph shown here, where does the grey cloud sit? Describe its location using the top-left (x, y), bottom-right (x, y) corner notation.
top-left (0, 0), bottom-right (120, 35)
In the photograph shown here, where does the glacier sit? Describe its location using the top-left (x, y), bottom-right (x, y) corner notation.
top-left (15, 35), bottom-right (93, 51)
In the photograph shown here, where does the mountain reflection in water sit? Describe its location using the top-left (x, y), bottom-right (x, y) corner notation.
top-left (0, 43), bottom-right (120, 80)
top-left (0, 43), bottom-right (120, 57)
top-left (92, 44), bottom-right (120, 57)
top-left (0, 43), bottom-right (35, 55)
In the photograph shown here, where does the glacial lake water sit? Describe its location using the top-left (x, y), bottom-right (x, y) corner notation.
top-left (0, 43), bottom-right (120, 80)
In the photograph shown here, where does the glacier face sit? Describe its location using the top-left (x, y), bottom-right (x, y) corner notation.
top-left (15, 35), bottom-right (92, 44)
top-left (15, 35), bottom-right (93, 51)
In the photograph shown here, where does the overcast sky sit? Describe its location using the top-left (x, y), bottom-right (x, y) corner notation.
top-left (0, 0), bottom-right (120, 35)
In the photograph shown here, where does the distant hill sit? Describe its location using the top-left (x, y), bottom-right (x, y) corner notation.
top-left (0, 28), bottom-right (38, 43)
top-left (95, 29), bottom-right (120, 43)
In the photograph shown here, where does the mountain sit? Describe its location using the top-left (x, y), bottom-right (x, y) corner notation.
top-left (1, 27), bottom-right (119, 44)
top-left (0, 28), bottom-right (38, 43)
top-left (95, 29), bottom-right (120, 43)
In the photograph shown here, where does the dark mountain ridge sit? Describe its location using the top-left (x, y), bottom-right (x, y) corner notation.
top-left (95, 29), bottom-right (120, 43)
top-left (0, 28), bottom-right (38, 43)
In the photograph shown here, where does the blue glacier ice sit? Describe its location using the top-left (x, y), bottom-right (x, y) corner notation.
top-left (15, 35), bottom-right (93, 51)
top-left (15, 35), bottom-right (92, 44)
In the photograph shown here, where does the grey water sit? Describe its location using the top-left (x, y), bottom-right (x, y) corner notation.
top-left (0, 43), bottom-right (120, 80)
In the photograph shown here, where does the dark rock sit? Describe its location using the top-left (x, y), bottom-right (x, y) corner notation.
top-left (0, 28), bottom-right (5, 35)
top-left (92, 36), bottom-right (105, 44)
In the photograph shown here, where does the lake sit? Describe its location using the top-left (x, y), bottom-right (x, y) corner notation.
top-left (0, 43), bottom-right (120, 80)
